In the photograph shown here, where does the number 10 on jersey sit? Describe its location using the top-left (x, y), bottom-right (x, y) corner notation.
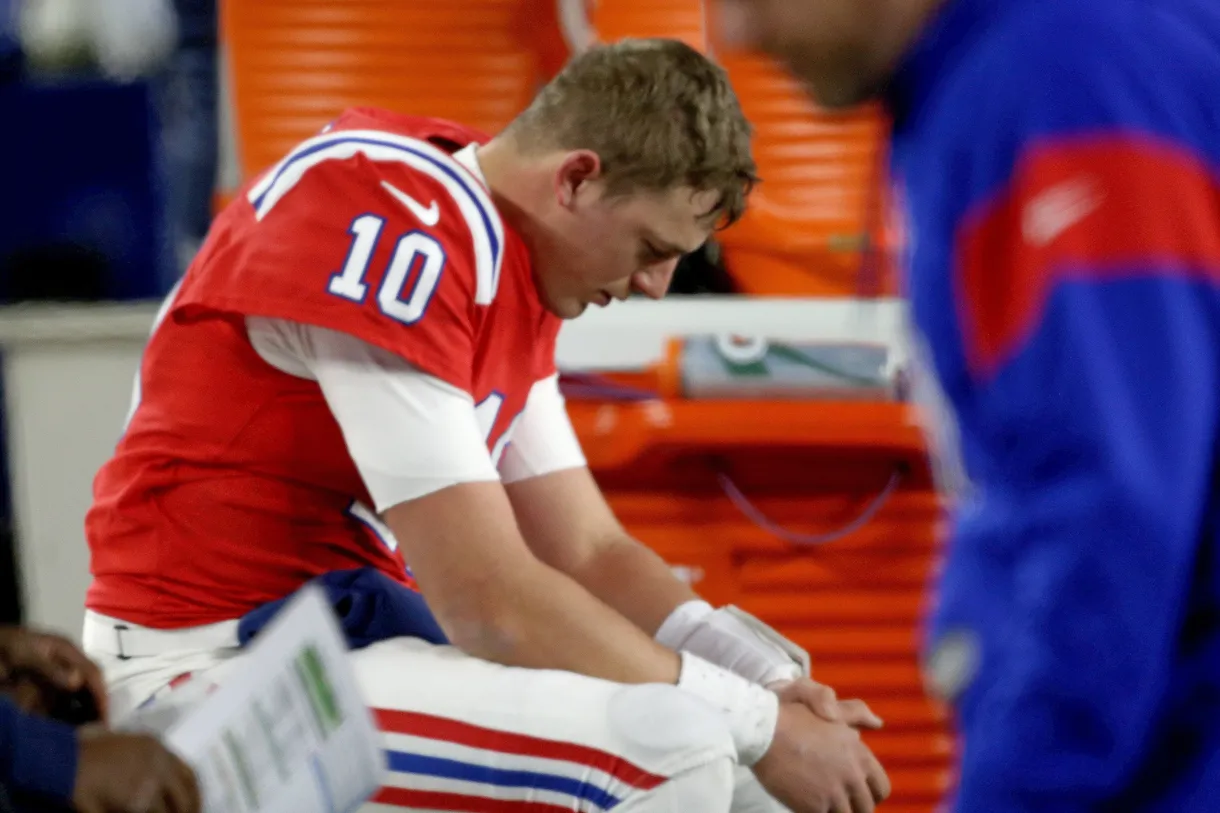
top-left (327, 214), bottom-right (446, 325)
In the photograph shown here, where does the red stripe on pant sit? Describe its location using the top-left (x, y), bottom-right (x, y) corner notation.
top-left (374, 708), bottom-right (668, 791)
top-left (371, 787), bottom-right (576, 811)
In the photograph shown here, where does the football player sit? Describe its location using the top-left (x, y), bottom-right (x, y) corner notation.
top-left (83, 39), bottom-right (890, 813)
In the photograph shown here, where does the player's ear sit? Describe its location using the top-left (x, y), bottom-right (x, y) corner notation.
top-left (553, 150), bottom-right (603, 210)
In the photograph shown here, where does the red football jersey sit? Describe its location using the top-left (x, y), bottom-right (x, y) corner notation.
top-left (86, 108), bottom-right (561, 627)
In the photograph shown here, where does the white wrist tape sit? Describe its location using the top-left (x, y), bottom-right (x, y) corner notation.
top-left (657, 600), bottom-right (810, 687)
top-left (676, 651), bottom-right (779, 766)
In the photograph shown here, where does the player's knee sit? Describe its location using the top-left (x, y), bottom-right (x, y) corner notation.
top-left (608, 683), bottom-right (737, 765)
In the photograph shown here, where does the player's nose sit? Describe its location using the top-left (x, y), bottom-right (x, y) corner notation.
top-left (632, 260), bottom-right (677, 301)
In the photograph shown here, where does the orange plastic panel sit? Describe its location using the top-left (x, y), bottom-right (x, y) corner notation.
top-left (571, 396), bottom-right (952, 811)
top-left (523, 0), bottom-right (593, 79)
top-left (714, 51), bottom-right (893, 296)
top-left (580, 0), bottom-right (893, 296)
top-left (567, 400), bottom-right (927, 471)
top-left (590, 0), bottom-right (708, 50)
top-left (222, 0), bottom-right (541, 181)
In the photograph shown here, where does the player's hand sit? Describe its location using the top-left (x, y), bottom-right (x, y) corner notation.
top-left (72, 726), bottom-right (201, 813)
top-left (0, 627), bottom-right (108, 723)
top-left (768, 678), bottom-right (884, 731)
top-left (752, 700), bottom-right (891, 813)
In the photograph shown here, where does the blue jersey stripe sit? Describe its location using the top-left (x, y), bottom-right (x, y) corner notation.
top-left (385, 749), bottom-right (623, 810)
top-left (250, 134), bottom-right (501, 274)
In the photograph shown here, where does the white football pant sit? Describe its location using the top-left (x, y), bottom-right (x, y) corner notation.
top-left (84, 612), bottom-right (789, 812)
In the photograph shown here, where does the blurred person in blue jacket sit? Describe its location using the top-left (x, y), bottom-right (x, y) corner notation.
top-left (717, 0), bottom-right (1220, 811)
top-left (0, 625), bottom-right (199, 812)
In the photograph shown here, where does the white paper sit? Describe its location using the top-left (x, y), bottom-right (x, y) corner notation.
top-left (161, 586), bottom-right (385, 813)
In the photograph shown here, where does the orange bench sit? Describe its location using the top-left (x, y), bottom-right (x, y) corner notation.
top-left (568, 394), bottom-right (951, 810)
top-left (221, 0), bottom-right (545, 182)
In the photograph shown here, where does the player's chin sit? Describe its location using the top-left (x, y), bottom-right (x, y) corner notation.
top-left (548, 297), bottom-right (590, 320)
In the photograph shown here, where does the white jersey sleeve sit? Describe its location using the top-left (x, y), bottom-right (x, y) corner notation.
top-left (246, 316), bottom-right (499, 512)
top-left (498, 373), bottom-right (588, 484)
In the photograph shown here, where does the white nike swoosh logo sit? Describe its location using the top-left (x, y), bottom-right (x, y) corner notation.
top-left (381, 180), bottom-right (440, 227)
top-left (1022, 177), bottom-right (1104, 247)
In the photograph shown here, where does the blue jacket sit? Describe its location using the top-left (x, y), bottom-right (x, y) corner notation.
top-left (888, 0), bottom-right (1220, 810)
top-left (0, 696), bottom-right (76, 810)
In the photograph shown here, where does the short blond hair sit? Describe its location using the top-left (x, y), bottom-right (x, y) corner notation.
top-left (505, 38), bottom-right (757, 227)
